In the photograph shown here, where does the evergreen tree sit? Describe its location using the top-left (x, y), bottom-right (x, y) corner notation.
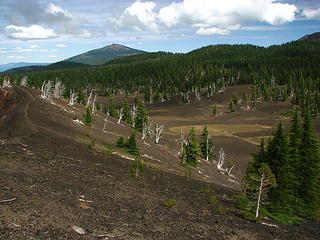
top-left (212, 105), bottom-right (217, 116)
top-left (289, 110), bottom-right (302, 196)
top-left (298, 109), bottom-right (320, 212)
top-left (199, 126), bottom-right (215, 161)
top-left (122, 99), bottom-right (133, 124)
top-left (83, 107), bottom-right (93, 127)
top-left (108, 99), bottom-right (118, 118)
top-left (134, 101), bottom-right (148, 132)
top-left (126, 132), bottom-right (139, 155)
top-left (116, 136), bottom-right (125, 148)
top-left (184, 128), bottom-right (200, 166)
top-left (229, 100), bottom-right (236, 112)
top-left (266, 123), bottom-right (294, 210)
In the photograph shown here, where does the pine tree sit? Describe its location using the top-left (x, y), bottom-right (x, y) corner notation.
top-left (289, 110), bottom-right (302, 196)
top-left (184, 128), bottom-right (200, 166)
top-left (122, 99), bottom-right (132, 124)
top-left (83, 107), bottom-right (93, 127)
top-left (247, 139), bottom-right (266, 175)
top-left (298, 109), bottom-right (320, 212)
top-left (199, 126), bottom-right (215, 161)
top-left (108, 99), bottom-right (118, 118)
top-left (243, 163), bottom-right (277, 219)
top-left (212, 105), bottom-right (217, 115)
top-left (134, 101), bottom-right (148, 132)
top-left (229, 100), bottom-right (236, 112)
top-left (266, 123), bottom-right (294, 210)
top-left (126, 132), bottom-right (139, 155)
top-left (116, 136), bottom-right (125, 148)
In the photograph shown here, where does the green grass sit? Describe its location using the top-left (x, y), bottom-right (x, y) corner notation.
top-left (163, 198), bottom-right (177, 207)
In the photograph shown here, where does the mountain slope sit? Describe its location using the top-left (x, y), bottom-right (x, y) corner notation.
top-left (0, 62), bottom-right (48, 72)
top-left (298, 32), bottom-right (320, 41)
top-left (65, 44), bottom-right (147, 65)
top-left (4, 61), bottom-right (89, 74)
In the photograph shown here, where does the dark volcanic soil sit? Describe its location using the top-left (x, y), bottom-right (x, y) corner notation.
top-left (0, 86), bottom-right (319, 239)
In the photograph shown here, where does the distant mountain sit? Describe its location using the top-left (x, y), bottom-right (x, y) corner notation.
top-left (65, 44), bottom-right (147, 65)
top-left (4, 61), bottom-right (89, 74)
top-left (298, 32), bottom-right (320, 41)
top-left (0, 62), bottom-right (48, 72)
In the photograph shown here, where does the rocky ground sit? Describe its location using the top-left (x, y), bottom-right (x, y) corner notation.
top-left (0, 86), bottom-right (319, 239)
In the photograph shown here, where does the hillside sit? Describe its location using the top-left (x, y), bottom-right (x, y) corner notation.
top-left (0, 86), bottom-right (319, 239)
top-left (66, 44), bottom-right (147, 65)
top-left (4, 61), bottom-right (89, 74)
top-left (0, 62), bottom-right (48, 73)
top-left (298, 32), bottom-right (320, 41)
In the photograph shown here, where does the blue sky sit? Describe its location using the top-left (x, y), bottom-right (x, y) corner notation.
top-left (0, 0), bottom-right (319, 64)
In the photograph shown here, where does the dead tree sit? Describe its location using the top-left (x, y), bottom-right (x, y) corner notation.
top-left (205, 135), bottom-right (214, 161)
top-left (142, 120), bottom-right (152, 142)
top-left (2, 77), bottom-right (12, 88)
top-left (91, 94), bottom-right (97, 114)
top-left (177, 129), bottom-right (187, 156)
top-left (117, 108), bottom-right (124, 124)
top-left (217, 148), bottom-right (225, 171)
top-left (131, 105), bottom-right (137, 127)
top-left (152, 124), bottom-right (164, 144)
top-left (195, 89), bottom-right (201, 101)
top-left (68, 90), bottom-right (78, 106)
top-left (53, 80), bottom-right (64, 99)
top-left (41, 80), bottom-right (53, 100)
top-left (246, 164), bottom-right (277, 218)
top-left (20, 76), bottom-right (28, 86)
top-left (86, 90), bottom-right (93, 108)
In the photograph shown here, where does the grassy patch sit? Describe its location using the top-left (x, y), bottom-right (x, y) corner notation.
top-left (163, 198), bottom-right (177, 207)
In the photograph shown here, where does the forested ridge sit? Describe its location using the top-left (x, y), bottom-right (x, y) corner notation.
top-left (3, 40), bottom-right (320, 104)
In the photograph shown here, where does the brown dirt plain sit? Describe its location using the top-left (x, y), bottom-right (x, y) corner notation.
top-left (0, 85), bottom-right (319, 239)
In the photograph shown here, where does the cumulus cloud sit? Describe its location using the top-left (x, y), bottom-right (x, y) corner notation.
top-left (5, 25), bottom-right (57, 40)
top-left (158, 0), bottom-right (297, 27)
top-left (112, 0), bottom-right (297, 35)
top-left (4, 0), bottom-right (83, 39)
top-left (302, 8), bottom-right (320, 19)
top-left (109, 0), bottom-right (159, 32)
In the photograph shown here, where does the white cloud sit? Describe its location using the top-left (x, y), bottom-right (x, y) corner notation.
top-left (302, 8), bottom-right (320, 19)
top-left (56, 44), bottom-right (67, 48)
top-left (48, 55), bottom-right (57, 58)
top-left (29, 44), bottom-right (39, 48)
top-left (7, 55), bottom-right (25, 59)
top-left (109, 0), bottom-right (159, 32)
top-left (158, 0), bottom-right (297, 27)
top-left (5, 25), bottom-right (57, 40)
top-left (5, 0), bottom-right (84, 38)
top-left (113, 0), bottom-right (297, 35)
top-left (196, 27), bottom-right (231, 35)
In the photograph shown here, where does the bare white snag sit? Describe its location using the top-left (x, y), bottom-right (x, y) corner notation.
top-left (205, 135), bottom-right (214, 161)
top-left (53, 80), bottom-right (64, 99)
top-left (152, 124), bottom-right (164, 144)
top-left (91, 94), bottom-right (97, 114)
top-left (131, 105), bottom-right (137, 127)
top-left (20, 76), bottom-right (28, 86)
top-left (177, 129), bottom-right (187, 156)
top-left (195, 89), bottom-right (201, 101)
top-left (41, 80), bottom-right (53, 100)
top-left (68, 90), bottom-right (78, 106)
top-left (217, 148), bottom-right (225, 171)
top-left (142, 120), bottom-right (152, 142)
top-left (86, 90), bottom-right (93, 108)
top-left (2, 77), bottom-right (12, 88)
top-left (117, 108), bottom-right (124, 124)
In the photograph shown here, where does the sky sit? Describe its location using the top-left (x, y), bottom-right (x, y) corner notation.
top-left (0, 0), bottom-right (319, 64)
